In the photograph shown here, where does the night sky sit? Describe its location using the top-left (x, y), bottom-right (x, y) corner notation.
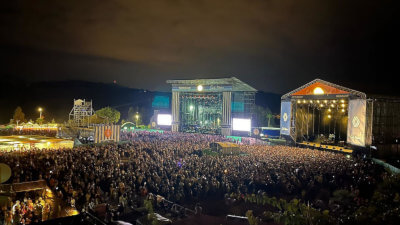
top-left (1, 0), bottom-right (398, 95)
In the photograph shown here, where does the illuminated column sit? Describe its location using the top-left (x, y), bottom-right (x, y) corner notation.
top-left (221, 91), bottom-right (232, 136)
top-left (172, 91), bottom-right (180, 132)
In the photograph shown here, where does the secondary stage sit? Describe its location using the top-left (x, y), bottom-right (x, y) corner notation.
top-left (0, 135), bottom-right (74, 151)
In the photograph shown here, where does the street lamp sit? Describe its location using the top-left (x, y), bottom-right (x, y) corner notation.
top-left (135, 113), bottom-right (140, 125)
top-left (38, 107), bottom-right (43, 119)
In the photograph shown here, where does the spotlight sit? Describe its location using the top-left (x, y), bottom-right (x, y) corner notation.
top-left (328, 115), bottom-right (332, 119)
top-left (310, 100), bottom-right (313, 103)
top-left (303, 100), bottom-right (306, 103)
top-left (331, 104), bottom-right (334, 108)
top-left (324, 100), bottom-right (328, 103)
top-left (328, 109), bottom-right (331, 112)
top-left (320, 104), bottom-right (324, 107)
top-left (316, 100), bottom-right (320, 103)
top-left (297, 100), bottom-right (301, 104)
top-left (341, 109), bottom-right (345, 112)
top-left (333, 100), bottom-right (336, 103)
top-left (340, 99), bottom-right (345, 103)
top-left (341, 104), bottom-right (345, 108)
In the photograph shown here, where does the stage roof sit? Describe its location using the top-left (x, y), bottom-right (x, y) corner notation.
top-left (166, 77), bottom-right (257, 92)
top-left (281, 79), bottom-right (366, 100)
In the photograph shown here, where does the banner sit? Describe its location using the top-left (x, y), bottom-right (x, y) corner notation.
top-left (94, 125), bottom-right (121, 144)
top-left (347, 99), bottom-right (366, 147)
top-left (280, 101), bottom-right (291, 136)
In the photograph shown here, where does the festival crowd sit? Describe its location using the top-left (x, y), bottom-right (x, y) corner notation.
top-left (0, 131), bottom-right (387, 224)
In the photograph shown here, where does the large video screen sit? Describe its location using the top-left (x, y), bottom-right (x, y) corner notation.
top-left (347, 99), bottom-right (366, 147)
top-left (232, 118), bottom-right (251, 132)
top-left (157, 114), bottom-right (172, 126)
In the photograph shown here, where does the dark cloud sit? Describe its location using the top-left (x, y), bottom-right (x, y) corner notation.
top-left (0, 0), bottom-right (398, 94)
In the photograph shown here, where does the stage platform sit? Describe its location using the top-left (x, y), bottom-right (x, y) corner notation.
top-left (298, 141), bottom-right (353, 154)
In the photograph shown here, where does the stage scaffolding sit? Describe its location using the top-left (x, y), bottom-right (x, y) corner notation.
top-left (69, 99), bottom-right (94, 127)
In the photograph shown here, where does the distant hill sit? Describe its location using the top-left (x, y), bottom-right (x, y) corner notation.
top-left (0, 80), bottom-right (281, 124)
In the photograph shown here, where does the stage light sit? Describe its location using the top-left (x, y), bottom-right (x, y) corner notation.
top-left (328, 115), bottom-right (332, 119)
top-left (313, 87), bottom-right (324, 95)
top-left (341, 104), bottom-right (345, 108)
top-left (320, 104), bottom-right (324, 107)
top-left (324, 100), bottom-right (328, 103)
top-left (331, 104), bottom-right (334, 108)
top-left (340, 99), bottom-right (345, 103)
top-left (333, 100), bottom-right (336, 103)
top-left (328, 109), bottom-right (331, 112)
top-left (341, 109), bottom-right (345, 112)
top-left (297, 100), bottom-right (301, 104)
top-left (316, 100), bottom-right (320, 103)
top-left (303, 100), bottom-right (306, 103)
top-left (197, 85), bottom-right (203, 91)
top-left (310, 100), bottom-right (313, 103)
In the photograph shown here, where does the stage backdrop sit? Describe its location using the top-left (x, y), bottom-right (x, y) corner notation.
top-left (280, 101), bottom-right (291, 136)
top-left (347, 99), bottom-right (366, 147)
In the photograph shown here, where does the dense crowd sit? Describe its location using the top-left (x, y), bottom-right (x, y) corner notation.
top-left (0, 129), bottom-right (57, 137)
top-left (0, 131), bottom-right (388, 224)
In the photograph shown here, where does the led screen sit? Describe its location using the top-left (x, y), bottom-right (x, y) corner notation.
top-left (231, 102), bottom-right (244, 112)
top-left (152, 96), bottom-right (170, 108)
top-left (232, 118), bottom-right (251, 132)
top-left (157, 114), bottom-right (172, 126)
